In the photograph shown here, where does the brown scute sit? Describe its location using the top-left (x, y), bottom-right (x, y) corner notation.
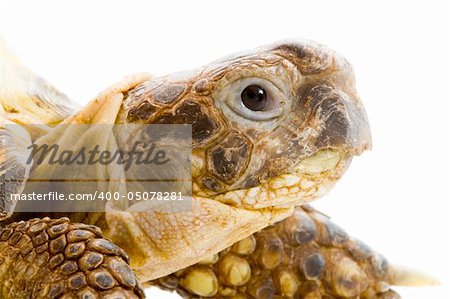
top-left (379, 290), bottom-right (402, 299)
top-left (153, 206), bottom-right (400, 299)
top-left (153, 83), bottom-right (187, 105)
top-left (347, 238), bottom-right (373, 261)
top-left (301, 252), bottom-right (325, 279)
top-left (256, 231), bottom-right (284, 270)
top-left (247, 276), bottom-right (275, 299)
top-left (279, 208), bottom-right (317, 246)
top-left (207, 132), bottom-right (252, 184)
top-left (155, 99), bottom-right (220, 144)
top-left (201, 176), bottom-right (224, 192)
top-left (324, 218), bottom-right (350, 247)
top-left (273, 41), bottom-right (333, 75)
top-left (371, 252), bottom-right (389, 278)
top-left (123, 79), bottom-right (164, 109)
top-left (216, 253), bottom-right (251, 286)
top-left (0, 217), bottom-right (144, 298)
top-left (179, 266), bottom-right (219, 297)
top-left (193, 78), bottom-right (212, 95)
top-left (330, 256), bottom-right (369, 297)
top-left (126, 100), bottom-right (158, 122)
top-left (301, 85), bottom-right (352, 151)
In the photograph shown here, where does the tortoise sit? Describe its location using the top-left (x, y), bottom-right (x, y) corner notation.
top-left (0, 38), bottom-right (437, 298)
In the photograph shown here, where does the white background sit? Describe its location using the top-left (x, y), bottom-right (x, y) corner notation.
top-left (1, 1), bottom-right (449, 298)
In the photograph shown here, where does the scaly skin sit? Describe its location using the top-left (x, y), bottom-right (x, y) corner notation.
top-left (0, 39), bottom-right (436, 298)
top-left (0, 217), bottom-right (144, 298)
top-left (17, 39), bottom-right (371, 284)
top-left (152, 206), bottom-right (402, 299)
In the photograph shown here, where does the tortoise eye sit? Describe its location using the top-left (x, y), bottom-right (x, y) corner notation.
top-left (241, 85), bottom-right (267, 111)
top-left (219, 77), bottom-right (285, 122)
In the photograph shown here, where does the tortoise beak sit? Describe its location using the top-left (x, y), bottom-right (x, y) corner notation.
top-left (331, 88), bottom-right (372, 156)
top-left (271, 39), bottom-right (372, 156)
top-left (299, 84), bottom-right (372, 157)
top-left (345, 94), bottom-right (372, 155)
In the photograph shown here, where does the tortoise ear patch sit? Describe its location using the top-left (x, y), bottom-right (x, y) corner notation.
top-left (273, 41), bottom-right (333, 75)
top-left (207, 132), bottom-right (252, 184)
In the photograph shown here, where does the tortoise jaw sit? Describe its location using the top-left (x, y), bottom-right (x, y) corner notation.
top-left (211, 149), bottom-right (352, 209)
top-left (201, 86), bottom-right (372, 209)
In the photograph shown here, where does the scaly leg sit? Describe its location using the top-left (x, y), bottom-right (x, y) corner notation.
top-left (0, 217), bottom-right (144, 298)
top-left (152, 205), bottom-right (403, 299)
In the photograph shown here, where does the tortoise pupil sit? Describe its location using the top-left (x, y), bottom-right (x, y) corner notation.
top-left (241, 85), bottom-right (267, 111)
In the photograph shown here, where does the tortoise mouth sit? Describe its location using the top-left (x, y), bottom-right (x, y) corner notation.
top-left (211, 149), bottom-right (352, 209)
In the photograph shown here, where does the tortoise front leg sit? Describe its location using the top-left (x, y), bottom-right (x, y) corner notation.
top-left (153, 206), bottom-right (402, 299)
top-left (0, 217), bottom-right (144, 298)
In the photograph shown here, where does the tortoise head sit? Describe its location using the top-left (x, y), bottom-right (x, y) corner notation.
top-left (120, 39), bottom-right (371, 209)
